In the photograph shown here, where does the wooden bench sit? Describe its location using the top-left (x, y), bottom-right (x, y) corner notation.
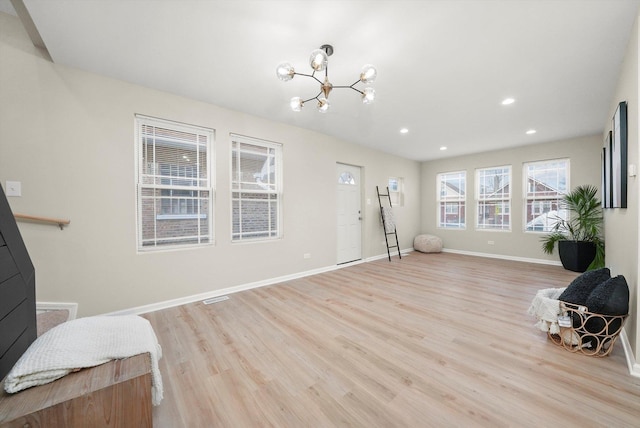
top-left (0, 353), bottom-right (152, 427)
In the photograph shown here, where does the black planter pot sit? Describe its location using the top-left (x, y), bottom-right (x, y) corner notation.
top-left (558, 240), bottom-right (596, 272)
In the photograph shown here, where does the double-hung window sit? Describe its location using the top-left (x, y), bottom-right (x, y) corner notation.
top-left (437, 171), bottom-right (466, 229)
top-left (476, 166), bottom-right (511, 230)
top-left (136, 115), bottom-right (213, 250)
top-left (524, 159), bottom-right (569, 232)
top-left (231, 135), bottom-right (282, 241)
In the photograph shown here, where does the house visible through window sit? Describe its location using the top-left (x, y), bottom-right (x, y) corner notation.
top-left (157, 164), bottom-right (204, 219)
top-left (231, 134), bottom-right (282, 241)
top-left (437, 171), bottom-right (466, 229)
top-left (136, 115), bottom-right (213, 250)
top-left (524, 159), bottom-right (569, 232)
top-left (476, 166), bottom-right (511, 230)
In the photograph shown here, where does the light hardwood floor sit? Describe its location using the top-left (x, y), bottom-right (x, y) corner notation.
top-left (144, 252), bottom-right (640, 427)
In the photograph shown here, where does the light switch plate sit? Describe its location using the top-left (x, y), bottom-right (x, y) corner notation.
top-left (5, 181), bottom-right (21, 197)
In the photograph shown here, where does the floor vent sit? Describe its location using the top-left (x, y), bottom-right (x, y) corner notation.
top-left (203, 296), bottom-right (230, 305)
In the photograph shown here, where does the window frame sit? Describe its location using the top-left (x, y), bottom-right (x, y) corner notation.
top-left (135, 115), bottom-right (214, 252)
top-left (436, 170), bottom-right (466, 230)
top-left (475, 165), bottom-right (512, 231)
top-left (388, 176), bottom-right (404, 207)
top-left (523, 158), bottom-right (570, 233)
top-left (230, 134), bottom-right (283, 242)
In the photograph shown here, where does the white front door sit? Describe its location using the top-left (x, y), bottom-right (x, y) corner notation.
top-left (336, 163), bottom-right (362, 264)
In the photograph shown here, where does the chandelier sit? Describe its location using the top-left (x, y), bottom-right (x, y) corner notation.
top-left (276, 44), bottom-right (377, 113)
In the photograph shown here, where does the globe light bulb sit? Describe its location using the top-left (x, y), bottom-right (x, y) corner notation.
top-left (309, 49), bottom-right (328, 72)
top-left (317, 97), bottom-right (330, 113)
top-left (362, 87), bottom-right (375, 104)
top-left (360, 64), bottom-right (377, 83)
top-left (290, 97), bottom-right (302, 112)
top-left (276, 62), bottom-right (295, 81)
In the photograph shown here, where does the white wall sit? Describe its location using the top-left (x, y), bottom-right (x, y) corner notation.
top-left (420, 136), bottom-right (603, 262)
top-left (0, 13), bottom-right (422, 316)
top-left (604, 12), bottom-right (639, 360)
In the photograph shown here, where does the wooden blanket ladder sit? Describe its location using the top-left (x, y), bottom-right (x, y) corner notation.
top-left (376, 186), bottom-right (401, 261)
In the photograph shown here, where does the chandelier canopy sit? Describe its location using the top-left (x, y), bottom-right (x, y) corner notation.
top-left (276, 44), bottom-right (377, 113)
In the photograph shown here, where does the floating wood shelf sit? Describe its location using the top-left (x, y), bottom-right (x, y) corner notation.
top-left (14, 214), bottom-right (70, 230)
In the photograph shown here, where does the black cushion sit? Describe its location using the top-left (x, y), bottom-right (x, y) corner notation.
top-left (558, 268), bottom-right (611, 305)
top-left (582, 275), bottom-right (629, 342)
top-left (585, 275), bottom-right (629, 316)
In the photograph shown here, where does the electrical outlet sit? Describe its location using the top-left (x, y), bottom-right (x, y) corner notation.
top-left (303, 253), bottom-right (311, 259)
top-left (488, 240), bottom-right (495, 245)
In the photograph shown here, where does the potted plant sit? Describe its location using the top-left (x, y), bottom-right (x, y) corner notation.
top-left (541, 184), bottom-right (604, 272)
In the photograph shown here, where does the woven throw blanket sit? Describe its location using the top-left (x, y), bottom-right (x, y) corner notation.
top-left (3, 315), bottom-right (163, 406)
top-left (381, 207), bottom-right (395, 232)
top-left (528, 287), bottom-right (566, 334)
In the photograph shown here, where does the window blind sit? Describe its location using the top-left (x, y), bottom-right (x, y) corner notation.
top-left (136, 115), bottom-right (214, 250)
top-left (230, 134), bottom-right (282, 241)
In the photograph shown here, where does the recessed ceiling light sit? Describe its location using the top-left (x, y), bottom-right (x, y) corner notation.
top-left (501, 98), bottom-right (515, 105)
top-left (400, 128), bottom-right (409, 134)
top-left (526, 129), bottom-right (537, 135)
top-left (440, 146), bottom-right (447, 151)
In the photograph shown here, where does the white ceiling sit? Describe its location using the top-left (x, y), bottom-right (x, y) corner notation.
top-left (3, 0), bottom-right (640, 161)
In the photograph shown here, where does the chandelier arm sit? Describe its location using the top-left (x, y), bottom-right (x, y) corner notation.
top-left (302, 93), bottom-right (322, 104)
top-left (331, 85), bottom-right (365, 95)
top-left (293, 72), bottom-right (324, 85)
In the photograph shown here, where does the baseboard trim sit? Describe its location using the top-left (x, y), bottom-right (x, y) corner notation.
top-left (620, 329), bottom-right (640, 377)
top-left (105, 247), bottom-right (415, 317)
top-left (36, 301), bottom-right (78, 320)
top-left (441, 248), bottom-right (563, 266)
top-left (365, 247), bottom-right (414, 262)
top-left (105, 263), bottom-right (342, 316)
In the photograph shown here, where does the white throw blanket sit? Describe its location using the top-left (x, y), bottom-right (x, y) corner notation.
top-left (528, 287), bottom-right (566, 334)
top-left (381, 207), bottom-right (395, 232)
top-left (3, 315), bottom-right (163, 406)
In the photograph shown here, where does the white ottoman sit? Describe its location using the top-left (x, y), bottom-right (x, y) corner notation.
top-left (413, 234), bottom-right (442, 253)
